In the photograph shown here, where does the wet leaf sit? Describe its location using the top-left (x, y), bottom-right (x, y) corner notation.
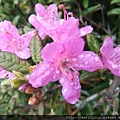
top-left (108, 8), bottom-right (120, 15)
top-left (83, 0), bottom-right (89, 9)
top-left (86, 34), bottom-right (100, 53)
top-left (82, 4), bottom-right (101, 15)
top-left (110, 0), bottom-right (120, 4)
top-left (30, 35), bottom-right (43, 64)
top-left (0, 51), bottom-right (29, 74)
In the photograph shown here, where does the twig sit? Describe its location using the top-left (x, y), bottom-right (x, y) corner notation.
top-left (72, 0), bottom-right (85, 26)
top-left (94, 76), bottom-right (120, 107)
top-left (84, 16), bottom-right (110, 34)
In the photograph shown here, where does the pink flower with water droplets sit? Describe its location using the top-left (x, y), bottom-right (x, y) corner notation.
top-left (28, 3), bottom-right (93, 41)
top-left (100, 36), bottom-right (120, 76)
top-left (0, 67), bottom-right (14, 79)
top-left (29, 38), bottom-right (102, 104)
top-left (0, 20), bottom-right (36, 59)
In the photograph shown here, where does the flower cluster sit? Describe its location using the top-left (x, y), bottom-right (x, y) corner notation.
top-left (0, 3), bottom-right (119, 104)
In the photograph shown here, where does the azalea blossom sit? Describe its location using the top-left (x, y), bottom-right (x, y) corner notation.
top-left (28, 3), bottom-right (93, 41)
top-left (0, 20), bottom-right (36, 59)
top-left (0, 67), bottom-right (14, 79)
top-left (100, 36), bottom-right (120, 76)
top-left (29, 38), bottom-right (103, 104)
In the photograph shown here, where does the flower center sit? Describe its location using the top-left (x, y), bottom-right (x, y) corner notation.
top-left (59, 57), bottom-right (78, 81)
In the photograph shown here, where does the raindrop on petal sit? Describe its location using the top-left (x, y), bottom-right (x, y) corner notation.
top-left (85, 61), bottom-right (88, 64)
top-left (94, 56), bottom-right (99, 62)
top-left (63, 88), bottom-right (67, 93)
top-left (60, 78), bottom-right (65, 84)
top-left (112, 64), bottom-right (118, 70)
top-left (56, 70), bottom-right (60, 74)
top-left (87, 53), bottom-right (91, 57)
top-left (73, 58), bottom-right (77, 62)
top-left (79, 54), bottom-right (84, 58)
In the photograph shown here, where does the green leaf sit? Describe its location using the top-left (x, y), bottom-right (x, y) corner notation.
top-left (82, 4), bottom-right (101, 15)
top-left (110, 0), bottom-right (120, 4)
top-left (83, 0), bottom-right (89, 9)
top-left (1, 79), bottom-right (11, 86)
top-left (0, 51), bottom-right (29, 74)
top-left (12, 15), bottom-right (20, 25)
top-left (80, 71), bottom-right (99, 81)
top-left (107, 8), bottom-right (120, 15)
top-left (51, 91), bottom-right (56, 109)
top-left (86, 34), bottom-right (100, 53)
top-left (30, 35), bottom-right (43, 63)
top-left (11, 79), bottom-right (27, 88)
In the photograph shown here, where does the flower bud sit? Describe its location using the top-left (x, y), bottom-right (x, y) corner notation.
top-left (28, 96), bottom-right (40, 105)
top-left (25, 86), bottom-right (36, 94)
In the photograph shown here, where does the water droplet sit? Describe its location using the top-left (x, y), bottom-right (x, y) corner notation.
top-left (112, 64), bottom-right (118, 70)
top-left (53, 75), bottom-right (56, 79)
top-left (73, 58), bottom-right (77, 62)
top-left (56, 70), bottom-right (60, 74)
top-left (45, 71), bottom-right (50, 75)
top-left (1, 28), bottom-right (5, 32)
top-left (63, 88), bottom-right (67, 93)
top-left (66, 58), bottom-right (69, 62)
top-left (74, 85), bottom-right (80, 90)
top-left (12, 39), bottom-right (16, 41)
top-left (94, 56), bottom-right (99, 62)
top-left (88, 53), bottom-right (91, 57)
top-left (79, 54), bottom-right (84, 58)
top-left (60, 78), bottom-right (64, 84)
top-left (85, 61), bottom-right (88, 64)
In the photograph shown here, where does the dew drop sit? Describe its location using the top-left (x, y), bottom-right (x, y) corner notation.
top-left (85, 61), bottom-right (88, 64)
top-left (63, 88), bottom-right (67, 93)
top-left (66, 58), bottom-right (69, 62)
top-left (74, 85), bottom-right (80, 90)
top-left (1, 28), bottom-right (5, 32)
top-left (56, 70), bottom-right (60, 74)
top-left (45, 71), bottom-right (50, 75)
top-left (88, 53), bottom-right (91, 57)
top-left (73, 58), bottom-right (77, 62)
top-left (60, 78), bottom-right (65, 84)
top-left (12, 39), bottom-right (16, 41)
top-left (112, 64), bottom-right (118, 70)
top-left (79, 54), bottom-right (84, 58)
top-left (53, 75), bottom-right (56, 79)
top-left (94, 56), bottom-right (99, 62)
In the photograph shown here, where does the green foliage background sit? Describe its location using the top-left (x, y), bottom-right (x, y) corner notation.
top-left (0, 0), bottom-right (120, 116)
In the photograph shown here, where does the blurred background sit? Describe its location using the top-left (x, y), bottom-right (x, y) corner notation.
top-left (0, 0), bottom-right (120, 115)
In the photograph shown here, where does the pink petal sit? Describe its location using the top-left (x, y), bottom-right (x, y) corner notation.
top-left (104, 59), bottom-right (120, 76)
top-left (48, 17), bottom-right (79, 42)
top-left (79, 26), bottom-right (93, 37)
top-left (70, 51), bottom-right (103, 72)
top-left (29, 61), bottom-right (60, 88)
top-left (102, 46), bottom-right (120, 76)
top-left (47, 4), bottom-right (58, 17)
top-left (28, 15), bottom-right (46, 39)
top-left (100, 36), bottom-right (114, 56)
top-left (64, 38), bottom-right (85, 57)
top-left (41, 42), bottom-right (64, 61)
top-left (0, 67), bottom-right (14, 79)
top-left (18, 83), bottom-right (31, 92)
top-left (15, 48), bottom-right (30, 59)
top-left (35, 3), bottom-right (46, 17)
top-left (59, 72), bottom-right (81, 104)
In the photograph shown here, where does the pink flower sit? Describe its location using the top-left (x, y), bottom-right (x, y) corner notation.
top-left (29, 38), bottom-right (102, 104)
top-left (100, 36), bottom-right (120, 76)
top-left (0, 20), bottom-right (36, 59)
top-left (28, 3), bottom-right (93, 41)
top-left (0, 67), bottom-right (14, 79)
